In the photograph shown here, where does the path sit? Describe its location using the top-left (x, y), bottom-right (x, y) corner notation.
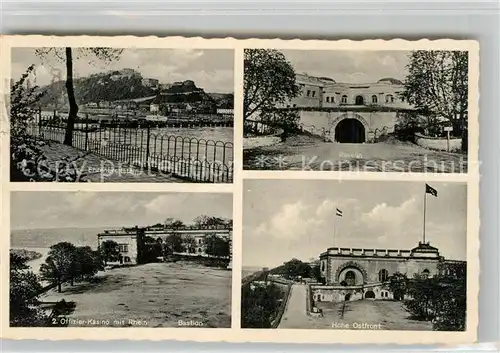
top-left (39, 142), bottom-right (186, 183)
top-left (41, 262), bottom-right (232, 328)
top-left (244, 135), bottom-right (468, 173)
top-left (278, 284), bottom-right (309, 328)
top-left (312, 300), bottom-right (433, 331)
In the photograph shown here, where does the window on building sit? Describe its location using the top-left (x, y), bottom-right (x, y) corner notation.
top-left (378, 269), bottom-right (389, 282)
top-left (341, 95), bottom-right (348, 104)
top-left (386, 94), bottom-right (394, 103)
top-left (330, 96), bottom-right (335, 103)
top-left (326, 97), bottom-right (330, 103)
top-left (198, 239), bottom-right (202, 244)
top-left (422, 269), bottom-right (430, 279)
top-left (124, 256), bottom-right (131, 263)
top-left (118, 244), bottom-right (129, 253)
top-left (312, 90), bottom-right (316, 97)
top-left (371, 95), bottom-right (378, 104)
top-left (307, 90), bottom-right (311, 97)
top-left (198, 248), bottom-right (202, 253)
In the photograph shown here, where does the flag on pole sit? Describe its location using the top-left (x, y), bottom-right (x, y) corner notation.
top-left (336, 208), bottom-right (343, 217)
top-left (425, 184), bottom-right (438, 197)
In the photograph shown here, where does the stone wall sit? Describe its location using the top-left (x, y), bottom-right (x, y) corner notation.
top-left (415, 133), bottom-right (462, 152)
top-left (311, 283), bottom-right (395, 303)
top-left (325, 256), bottom-right (440, 285)
top-left (298, 110), bottom-right (399, 142)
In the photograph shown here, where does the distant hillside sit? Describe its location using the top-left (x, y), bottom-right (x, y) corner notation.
top-left (208, 93), bottom-right (234, 109)
top-left (38, 69), bottom-right (156, 107)
top-left (37, 70), bottom-right (233, 109)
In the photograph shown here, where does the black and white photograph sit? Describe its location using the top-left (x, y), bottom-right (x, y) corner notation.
top-left (9, 192), bottom-right (233, 328)
top-left (10, 48), bottom-right (234, 183)
top-left (242, 179), bottom-right (467, 331)
top-left (243, 49), bottom-right (469, 173)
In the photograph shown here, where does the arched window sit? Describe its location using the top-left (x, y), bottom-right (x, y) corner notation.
top-left (422, 269), bottom-right (430, 279)
top-left (345, 270), bottom-right (356, 286)
top-left (341, 95), bottom-right (348, 104)
top-left (330, 96), bottom-right (335, 103)
top-left (386, 94), bottom-right (394, 103)
top-left (378, 269), bottom-right (389, 282)
top-left (371, 95), bottom-right (378, 104)
top-left (326, 97), bottom-right (330, 103)
top-left (321, 261), bottom-right (325, 271)
top-left (355, 95), bottom-right (364, 105)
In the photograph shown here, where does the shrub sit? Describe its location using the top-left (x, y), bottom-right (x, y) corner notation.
top-left (10, 66), bottom-right (87, 182)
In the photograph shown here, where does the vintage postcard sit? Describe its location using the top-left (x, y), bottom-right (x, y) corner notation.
top-left (0, 36), bottom-right (479, 345)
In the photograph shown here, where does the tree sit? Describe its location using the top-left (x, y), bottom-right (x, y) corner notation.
top-left (193, 215), bottom-right (232, 228)
top-left (271, 258), bottom-right (312, 280)
top-left (432, 261), bottom-right (466, 331)
top-left (243, 49), bottom-right (299, 121)
top-left (164, 218), bottom-right (185, 229)
top-left (99, 240), bottom-right (120, 265)
top-left (39, 242), bottom-right (76, 292)
top-left (401, 50), bottom-right (468, 140)
top-left (385, 272), bottom-right (409, 301)
top-left (10, 252), bottom-right (48, 327)
top-left (311, 265), bottom-right (324, 284)
top-left (204, 233), bottom-right (230, 258)
top-left (74, 246), bottom-right (102, 281)
top-left (35, 48), bottom-right (123, 146)
top-left (165, 233), bottom-right (185, 254)
top-left (183, 235), bottom-right (197, 253)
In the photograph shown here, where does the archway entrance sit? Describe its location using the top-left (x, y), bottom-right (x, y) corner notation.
top-left (335, 119), bottom-right (366, 143)
top-left (365, 290), bottom-right (375, 299)
top-left (345, 270), bottom-right (356, 286)
top-left (355, 95), bottom-right (364, 105)
top-left (344, 293), bottom-right (351, 301)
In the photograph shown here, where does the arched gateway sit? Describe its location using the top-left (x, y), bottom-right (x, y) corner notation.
top-left (330, 113), bottom-right (369, 143)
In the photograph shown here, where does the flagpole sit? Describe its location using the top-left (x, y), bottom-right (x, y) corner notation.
top-left (333, 213), bottom-right (336, 248)
top-left (423, 185), bottom-right (427, 244)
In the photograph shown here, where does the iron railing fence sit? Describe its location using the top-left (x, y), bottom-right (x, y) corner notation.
top-left (29, 113), bottom-right (233, 183)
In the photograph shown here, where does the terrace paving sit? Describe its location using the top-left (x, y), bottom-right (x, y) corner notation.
top-left (41, 262), bottom-right (232, 328)
top-left (38, 142), bottom-right (185, 182)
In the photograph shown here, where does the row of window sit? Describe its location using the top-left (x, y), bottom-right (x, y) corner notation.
top-left (304, 90), bottom-right (398, 104)
top-left (378, 268), bottom-right (430, 282)
top-left (325, 94), bottom-right (396, 104)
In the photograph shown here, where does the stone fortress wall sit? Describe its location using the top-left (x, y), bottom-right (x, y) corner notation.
top-left (311, 242), bottom-right (447, 303)
top-left (279, 74), bottom-right (415, 143)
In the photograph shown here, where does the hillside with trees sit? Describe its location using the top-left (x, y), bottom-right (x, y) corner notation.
top-left (36, 70), bottom-right (233, 109)
top-left (38, 69), bottom-right (157, 107)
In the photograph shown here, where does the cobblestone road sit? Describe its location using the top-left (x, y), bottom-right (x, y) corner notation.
top-left (39, 142), bottom-right (186, 183)
top-left (244, 135), bottom-right (469, 174)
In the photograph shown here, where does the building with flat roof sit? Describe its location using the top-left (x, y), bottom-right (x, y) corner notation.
top-left (276, 74), bottom-right (417, 143)
top-left (312, 242), bottom-right (464, 303)
top-left (97, 225), bottom-right (232, 267)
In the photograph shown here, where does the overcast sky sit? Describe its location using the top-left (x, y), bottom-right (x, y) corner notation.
top-left (11, 192), bottom-right (232, 230)
top-left (280, 50), bottom-right (411, 84)
top-left (243, 180), bottom-right (467, 268)
top-left (11, 48), bottom-right (234, 93)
